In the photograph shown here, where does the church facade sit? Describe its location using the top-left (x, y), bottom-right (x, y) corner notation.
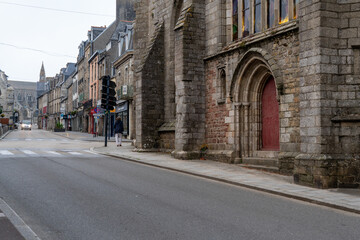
top-left (134, 0), bottom-right (360, 188)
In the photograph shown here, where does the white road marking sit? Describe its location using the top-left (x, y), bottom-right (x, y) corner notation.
top-left (22, 150), bottom-right (37, 155)
top-left (83, 150), bottom-right (98, 155)
top-left (0, 150), bottom-right (14, 155)
top-left (0, 199), bottom-right (41, 240)
top-left (25, 139), bottom-right (32, 141)
top-left (68, 152), bottom-right (82, 155)
top-left (47, 151), bottom-right (61, 155)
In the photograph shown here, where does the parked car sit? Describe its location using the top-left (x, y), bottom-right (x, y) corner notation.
top-left (21, 120), bottom-right (32, 130)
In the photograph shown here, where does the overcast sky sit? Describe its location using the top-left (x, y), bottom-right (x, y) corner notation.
top-left (0, 0), bottom-right (115, 82)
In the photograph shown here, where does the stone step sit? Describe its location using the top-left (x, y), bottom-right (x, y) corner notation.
top-left (242, 157), bottom-right (278, 167)
top-left (240, 164), bottom-right (280, 174)
top-left (252, 150), bottom-right (279, 158)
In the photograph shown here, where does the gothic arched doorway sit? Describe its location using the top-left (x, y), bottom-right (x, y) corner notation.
top-left (261, 77), bottom-right (279, 150)
top-left (230, 49), bottom-right (281, 161)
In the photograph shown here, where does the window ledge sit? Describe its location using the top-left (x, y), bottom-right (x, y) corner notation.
top-left (204, 20), bottom-right (299, 61)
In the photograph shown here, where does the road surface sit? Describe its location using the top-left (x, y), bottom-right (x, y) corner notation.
top-left (0, 129), bottom-right (359, 240)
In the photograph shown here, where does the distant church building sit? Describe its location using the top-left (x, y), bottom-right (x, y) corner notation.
top-left (134, 0), bottom-right (360, 188)
top-left (8, 80), bottom-right (37, 122)
top-left (37, 62), bottom-right (48, 98)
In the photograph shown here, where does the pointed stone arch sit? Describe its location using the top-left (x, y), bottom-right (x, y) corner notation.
top-left (231, 48), bottom-right (281, 160)
top-left (230, 48), bottom-right (281, 102)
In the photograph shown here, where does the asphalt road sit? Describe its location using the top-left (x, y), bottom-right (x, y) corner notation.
top-left (0, 129), bottom-right (359, 240)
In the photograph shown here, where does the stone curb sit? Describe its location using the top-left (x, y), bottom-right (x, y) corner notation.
top-left (91, 148), bottom-right (360, 215)
top-left (0, 198), bottom-right (41, 240)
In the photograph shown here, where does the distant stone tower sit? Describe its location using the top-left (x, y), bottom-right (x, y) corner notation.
top-left (39, 62), bottom-right (46, 83)
top-left (37, 62), bottom-right (47, 97)
top-left (116, 0), bottom-right (135, 22)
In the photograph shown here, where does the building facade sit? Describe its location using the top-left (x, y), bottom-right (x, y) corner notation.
top-left (0, 69), bottom-right (14, 121)
top-left (113, 24), bottom-right (135, 140)
top-left (8, 80), bottom-right (37, 123)
top-left (133, 0), bottom-right (360, 188)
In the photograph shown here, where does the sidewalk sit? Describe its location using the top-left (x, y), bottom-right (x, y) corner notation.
top-left (57, 130), bottom-right (360, 214)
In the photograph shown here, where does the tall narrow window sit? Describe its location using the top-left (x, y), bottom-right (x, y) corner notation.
top-left (233, 0), bottom-right (239, 40)
top-left (254, 0), bottom-right (261, 33)
top-left (293, 0), bottom-right (299, 19)
top-left (242, 0), bottom-right (250, 37)
top-left (267, 0), bottom-right (275, 28)
top-left (279, 0), bottom-right (289, 24)
top-left (220, 69), bottom-right (226, 100)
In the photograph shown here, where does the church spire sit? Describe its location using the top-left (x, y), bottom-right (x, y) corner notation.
top-left (39, 62), bottom-right (45, 82)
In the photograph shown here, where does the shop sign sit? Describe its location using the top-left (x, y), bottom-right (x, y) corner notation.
top-left (116, 102), bottom-right (128, 113)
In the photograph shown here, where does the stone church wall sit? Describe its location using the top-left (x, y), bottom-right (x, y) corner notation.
top-left (204, 28), bottom-right (300, 169)
top-left (295, 0), bottom-right (360, 188)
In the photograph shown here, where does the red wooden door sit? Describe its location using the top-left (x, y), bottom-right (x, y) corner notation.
top-left (261, 77), bottom-right (279, 150)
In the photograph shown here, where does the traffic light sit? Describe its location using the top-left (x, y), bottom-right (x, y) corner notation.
top-left (101, 75), bottom-right (117, 111)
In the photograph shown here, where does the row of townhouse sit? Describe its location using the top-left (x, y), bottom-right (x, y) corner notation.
top-left (37, 0), bottom-right (135, 139)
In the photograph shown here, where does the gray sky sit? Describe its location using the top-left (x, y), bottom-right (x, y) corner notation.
top-left (0, 0), bottom-right (115, 82)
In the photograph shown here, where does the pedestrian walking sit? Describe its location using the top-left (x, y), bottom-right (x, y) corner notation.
top-left (114, 116), bottom-right (124, 147)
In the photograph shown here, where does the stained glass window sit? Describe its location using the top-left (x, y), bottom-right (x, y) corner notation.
top-left (233, 0), bottom-right (239, 40)
top-left (254, 0), bottom-right (261, 33)
top-left (242, 0), bottom-right (250, 37)
top-left (294, 0), bottom-right (299, 19)
top-left (268, 0), bottom-right (275, 28)
top-left (280, 0), bottom-right (289, 24)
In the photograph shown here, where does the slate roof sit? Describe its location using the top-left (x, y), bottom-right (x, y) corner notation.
top-left (8, 81), bottom-right (37, 91)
